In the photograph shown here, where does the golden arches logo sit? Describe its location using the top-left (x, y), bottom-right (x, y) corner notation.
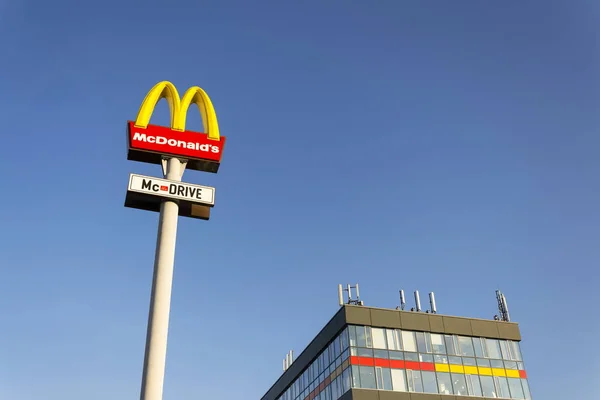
top-left (134, 81), bottom-right (220, 141)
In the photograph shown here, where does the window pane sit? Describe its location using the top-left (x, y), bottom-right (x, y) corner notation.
top-left (463, 357), bottom-right (477, 366)
top-left (504, 361), bottom-right (518, 370)
top-left (451, 373), bottom-right (468, 396)
top-left (357, 348), bottom-right (373, 357)
top-left (421, 371), bottom-right (438, 393)
top-left (448, 356), bottom-right (462, 365)
top-left (466, 374), bottom-right (483, 397)
top-left (495, 377), bottom-right (510, 398)
top-left (458, 336), bottom-right (475, 357)
top-left (402, 331), bottom-right (417, 352)
top-left (499, 340), bottom-right (511, 360)
top-left (522, 379), bottom-right (531, 399)
top-left (404, 352), bottom-right (419, 361)
top-left (375, 367), bottom-right (392, 390)
top-left (408, 369), bottom-right (423, 392)
top-left (356, 326), bottom-right (367, 347)
top-left (486, 339), bottom-right (502, 359)
top-left (419, 353), bottom-right (433, 363)
top-left (342, 367), bottom-right (351, 394)
top-left (349, 326), bottom-right (357, 347)
top-left (372, 328), bottom-right (387, 349)
top-left (431, 333), bottom-right (446, 354)
top-left (359, 366), bottom-right (376, 389)
top-left (511, 341), bottom-right (523, 361)
top-left (351, 366), bottom-right (360, 388)
top-left (473, 337), bottom-right (486, 358)
top-left (365, 327), bottom-right (373, 348)
top-left (434, 354), bottom-right (449, 364)
top-left (490, 359), bottom-right (504, 368)
top-left (331, 376), bottom-right (338, 400)
top-left (508, 377), bottom-right (525, 399)
top-left (386, 329), bottom-right (399, 350)
top-left (389, 350), bottom-right (404, 360)
top-left (445, 335), bottom-right (458, 355)
top-left (416, 332), bottom-right (432, 353)
top-left (340, 328), bottom-right (349, 350)
top-left (374, 349), bottom-right (388, 359)
top-left (436, 372), bottom-right (452, 395)
top-left (480, 376), bottom-right (497, 398)
top-left (391, 369), bottom-right (407, 392)
top-left (477, 358), bottom-right (491, 367)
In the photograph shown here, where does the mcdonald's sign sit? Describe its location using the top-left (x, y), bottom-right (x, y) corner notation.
top-left (127, 81), bottom-right (226, 173)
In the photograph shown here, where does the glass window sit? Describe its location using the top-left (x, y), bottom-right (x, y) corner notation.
top-left (436, 372), bottom-right (452, 395)
top-left (342, 367), bottom-right (351, 394)
top-left (331, 377), bottom-right (339, 400)
top-left (522, 378), bottom-right (531, 399)
top-left (434, 354), bottom-right (449, 364)
top-left (351, 366), bottom-right (360, 388)
top-left (445, 335), bottom-right (458, 355)
top-left (473, 337), bottom-right (486, 358)
top-left (458, 336), bottom-right (475, 357)
top-left (416, 332), bottom-right (432, 353)
top-left (389, 350), bottom-right (404, 360)
top-left (466, 374), bottom-right (483, 397)
top-left (341, 348), bottom-right (349, 361)
top-left (359, 366), bottom-right (376, 389)
top-left (499, 340), bottom-right (511, 360)
top-left (421, 371), bottom-right (438, 393)
top-left (357, 348), bottom-right (373, 357)
top-left (477, 358), bottom-right (491, 367)
top-left (431, 333), bottom-right (446, 354)
top-left (356, 326), bottom-right (367, 347)
top-left (463, 357), bottom-right (477, 366)
top-left (374, 349), bottom-right (388, 359)
top-left (504, 361), bottom-right (518, 370)
top-left (452, 373), bottom-right (468, 396)
top-left (334, 337), bottom-right (341, 357)
top-left (407, 369), bottom-right (423, 392)
top-left (340, 328), bottom-right (349, 350)
top-left (511, 341), bottom-right (523, 361)
top-left (372, 328), bottom-right (387, 349)
top-left (402, 331), bottom-right (417, 352)
top-left (419, 353), bottom-right (434, 363)
top-left (386, 329), bottom-right (400, 350)
top-left (391, 369), bottom-right (407, 392)
top-left (349, 326), bottom-right (357, 347)
top-left (366, 327), bottom-right (373, 348)
top-left (486, 339), bottom-right (502, 359)
top-left (448, 356), bottom-right (462, 365)
top-left (404, 352), bottom-right (419, 361)
top-left (375, 367), bottom-right (393, 390)
top-left (490, 359), bottom-right (504, 369)
top-left (508, 377), bottom-right (525, 399)
top-left (323, 346), bottom-right (330, 367)
top-left (495, 376), bottom-right (511, 398)
top-left (480, 375), bottom-right (497, 398)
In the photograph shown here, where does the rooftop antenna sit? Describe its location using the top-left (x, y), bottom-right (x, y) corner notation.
top-left (414, 290), bottom-right (422, 312)
top-left (429, 292), bottom-right (437, 314)
top-left (282, 350), bottom-right (294, 372)
top-left (399, 290), bottom-right (406, 310)
top-left (338, 284), bottom-right (363, 306)
top-left (496, 290), bottom-right (511, 322)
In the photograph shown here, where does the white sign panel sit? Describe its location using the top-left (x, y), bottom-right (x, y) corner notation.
top-left (128, 174), bottom-right (215, 206)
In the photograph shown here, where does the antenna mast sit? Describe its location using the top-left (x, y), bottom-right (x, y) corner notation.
top-left (338, 284), bottom-right (363, 306)
top-left (496, 290), bottom-right (511, 322)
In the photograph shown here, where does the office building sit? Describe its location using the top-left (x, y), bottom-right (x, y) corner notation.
top-left (260, 288), bottom-right (531, 400)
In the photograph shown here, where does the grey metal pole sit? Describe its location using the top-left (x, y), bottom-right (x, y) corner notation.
top-left (140, 157), bottom-right (186, 400)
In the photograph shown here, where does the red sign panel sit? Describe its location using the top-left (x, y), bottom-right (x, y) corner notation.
top-left (126, 121), bottom-right (226, 173)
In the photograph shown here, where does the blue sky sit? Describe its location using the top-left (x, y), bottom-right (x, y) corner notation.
top-left (0, 0), bottom-right (598, 399)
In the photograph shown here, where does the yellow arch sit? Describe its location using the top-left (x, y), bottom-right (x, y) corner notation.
top-left (175, 86), bottom-right (220, 140)
top-left (134, 81), bottom-right (220, 141)
top-left (134, 81), bottom-right (181, 129)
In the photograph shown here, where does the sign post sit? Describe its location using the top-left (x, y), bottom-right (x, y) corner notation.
top-left (123, 81), bottom-right (226, 400)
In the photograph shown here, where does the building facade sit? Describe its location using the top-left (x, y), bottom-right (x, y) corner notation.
top-left (261, 305), bottom-right (531, 400)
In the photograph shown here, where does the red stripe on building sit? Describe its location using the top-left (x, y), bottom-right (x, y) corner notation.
top-left (404, 361), bottom-right (420, 370)
top-left (420, 362), bottom-right (435, 371)
top-left (374, 358), bottom-right (390, 368)
top-left (389, 360), bottom-right (405, 369)
top-left (519, 370), bottom-right (527, 379)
